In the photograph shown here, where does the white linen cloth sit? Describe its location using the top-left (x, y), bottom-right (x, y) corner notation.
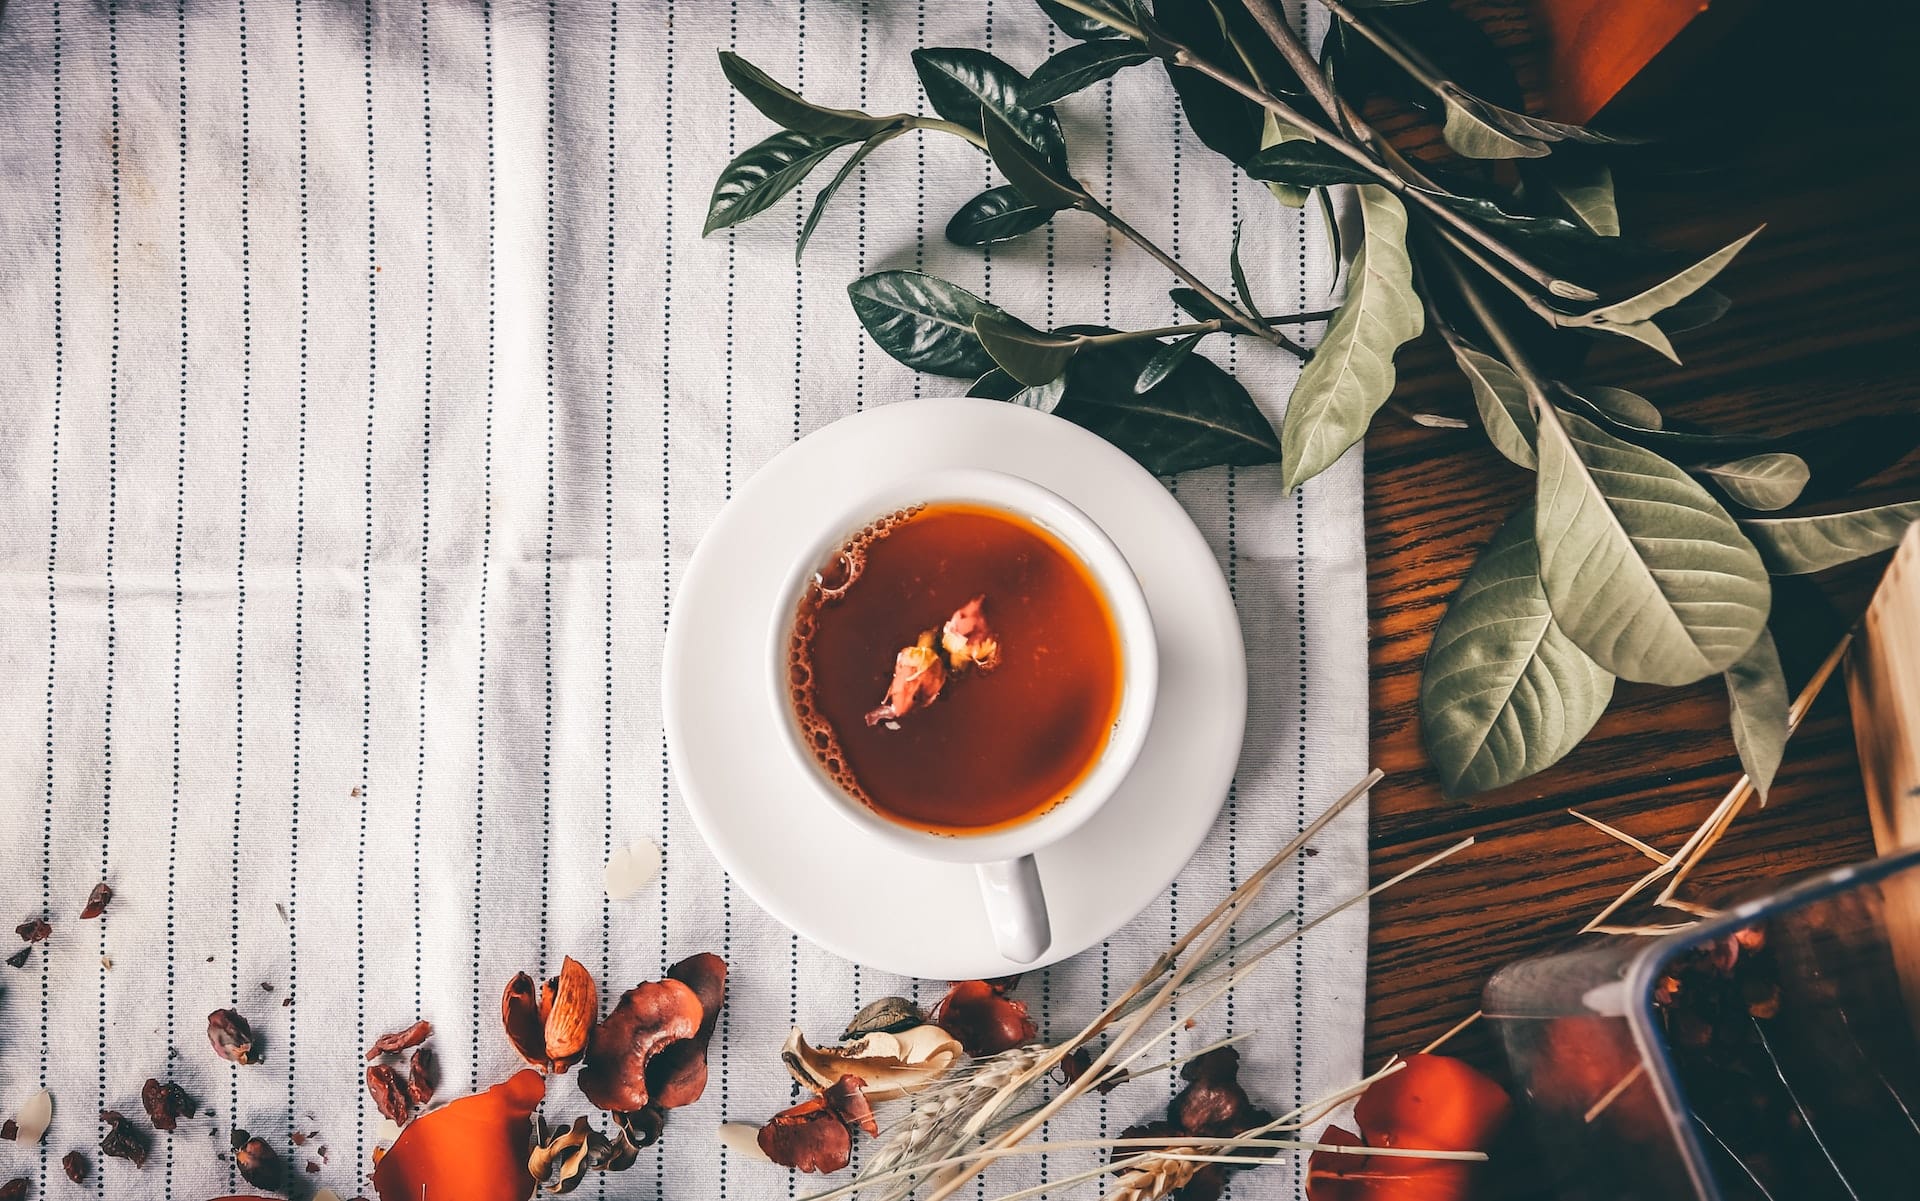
top-left (0, 1), bottom-right (1367, 1197)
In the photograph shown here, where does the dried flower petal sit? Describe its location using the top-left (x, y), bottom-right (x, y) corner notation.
top-left (8, 1089), bottom-right (51, 1145)
top-left (371, 1069), bottom-right (546, 1201)
top-left (822, 1075), bottom-right (877, 1137)
top-left (756, 1097), bottom-right (851, 1174)
top-left (717, 1121), bottom-right (772, 1162)
top-left (932, 979), bottom-right (1037, 1058)
top-left (941, 595), bottom-right (1002, 672)
top-left (365, 1019), bottom-right (433, 1061)
top-left (98, 1109), bottom-right (148, 1167)
top-left (841, 996), bottom-right (925, 1041)
top-left (579, 978), bottom-right (702, 1112)
top-left (864, 632), bottom-right (947, 727)
top-left (528, 1115), bottom-right (596, 1195)
top-left (782, 1025), bottom-right (962, 1101)
top-left (407, 1046), bottom-right (437, 1107)
top-left (367, 1064), bottom-right (412, 1127)
top-left (502, 972), bottom-right (547, 1068)
top-left (79, 883), bottom-right (113, 920)
top-left (0, 1178), bottom-right (24, 1201)
top-left (646, 953), bottom-right (728, 1110)
top-left (208, 1008), bottom-right (259, 1065)
top-left (15, 919), bottom-right (50, 944)
top-left (61, 1151), bottom-right (88, 1183)
top-left (140, 1078), bottom-right (195, 1132)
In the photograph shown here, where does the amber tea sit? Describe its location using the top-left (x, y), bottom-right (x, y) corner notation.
top-left (787, 502), bottom-right (1125, 835)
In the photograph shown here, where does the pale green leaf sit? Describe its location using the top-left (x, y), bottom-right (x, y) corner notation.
top-left (1697, 454), bottom-right (1810, 512)
top-left (1723, 628), bottom-right (1788, 803)
top-left (1575, 315), bottom-right (1680, 363)
top-left (1547, 160), bottom-right (1619, 237)
top-left (1533, 407), bottom-right (1772, 686)
top-left (973, 314), bottom-right (1082, 387)
top-left (1575, 228), bottom-right (1763, 327)
top-left (1740, 501), bottom-right (1920, 574)
top-left (1579, 386), bottom-right (1663, 430)
top-left (1282, 186), bottom-right (1424, 490)
top-left (1423, 503), bottom-right (1615, 797)
top-left (1439, 83), bottom-right (1639, 160)
top-left (1445, 338), bottom-right (1534, 470)
top-left (1259, 112), bottom-right (1312, 208)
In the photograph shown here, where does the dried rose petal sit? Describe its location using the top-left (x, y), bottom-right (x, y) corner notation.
top-left (932, 979), bottom-right (1037, 1058)
top-left (756, 1097), bottom-right (851, 1174)
top-left (98, 1109), bottom-right (147, 1167)
top-left (208, 1008), bottom-right (258, 1065)
top-left (79, 883), bottom-right (113, 920)
top-left (367, 1064), bottom-right (411, 1126)
top-left (232, 1129), bottom-right (281, 1190)
top-left (15, 919), bottom-right (50, 944)
top-left (501, 972), bottom-right (546, 1067)
top-left (370, 1069), bottom-right (546, 1201)
top-left (646, 953), bottom-right (728, 1110)
top-left (941, 594), bottom-right (1002, 672)
top-left (822, 1075), bottom-right (877, 1137)
top-left (365, 1019), bottom-right (433, 1062)
top-left (141, 1078), bottom-right (195, 1132)
top-left (864, 632), bottom-right (947, 727)
top-left (0, 1178), bottom-right (24, 1201)
top-left (1352, 1054), bottom-right (1509, 1154)
top-left (62, 1150), bottom-right (89, 1183)
top-left (579, 978), bottom-right (702, 1112)
top-left (407, 1046), bottom-right (436, 1107)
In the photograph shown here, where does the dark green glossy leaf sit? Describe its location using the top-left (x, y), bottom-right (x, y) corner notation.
top-left (945, 185), bottom-right (1055, 246)
top-left (981, 104), bottom-right (1087, 212)
top-left (717, 52), bottom-right (895, 140)
top-left (911, 47), bottom-right (1067, 164)
top-left (1053, 339), bottom-right (1282, 476)
top-left (847, 271), bottom-right (1003, 377)
top-left (968, 367), bottom-right (1066, 411)
top-left (1152, 0), bottom-right (1302, 166)
top-left (1038, 0), bottom-right (1135, 39)
top-left (704, 129), bottom-right (857, 236)
top-left (1134, 332), bottom-right (1208, 393)
top-left (1740, 501), bottom-right (1920, 574)
top-left (1422, 502), bottom-right (1614, 797)
top-left (1024, 41), bottom-right (1153, 106)
top-left (1171, 287), bottom-right (1233, 324)
top-left (973, 314), bottom-right (1083, 386)
top-left (1724, 628), bottom-right (1788, 802)
top-left (1229, 221), bottom-right (1263, 321)
top-left (1243, 139), bottom-right (1377, 188)
top-left (796, 128), bottom-right (902, 260)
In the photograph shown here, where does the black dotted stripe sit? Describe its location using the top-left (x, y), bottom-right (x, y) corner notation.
top-left (100, 1), bottom-right (123, 1190)
top-left (468, 0), bottom-right (498, 1098)
top-left (287, 0), bottom-right (313, 1139)
top-left (164, 1), bottom-right (189, 1192)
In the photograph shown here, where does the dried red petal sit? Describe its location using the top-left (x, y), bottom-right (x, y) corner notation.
top-left (501, 972), bottom-right (548, 1068)
top-left (407, 1045), bottom-right (437, 1107)
top-left (579, 978), bottom-right (702, 1112)
top-left (232, 1131), bottom-right (281, 1190)
top-left (932, 979), bottom-right (1037, 1058)
top-left (1168, 1048), bottom-right (1271, 1138)
top-left (79, 883), bottom-right (113, 920)
top-left (1353, 1055), bottom-right (1509, 1154)
top-left (371, 1069), bottom-right (546, 1201)
top-left (15, 919), bottom-right (50, 944)
top-left (62, 1151), bottom-right (89, 1183)
top-left (0, 1177), bottom-right (24, 1201)
top-left (367, 1063), bottom-right (412, 1126)
top-left (1305, 1122), bottom-right (1475, 1201)
top-left (141, 1078), bottom-right (196, 1132)
top-left (98, 1110), bottom-right (148, 1167)
top-left (208, 1008), bottom-right (259, 1065)
top-left (864, 634), bottom-right (947, 726)
top-left (756, 1097), bottom-right (852, 1174)
top-left (646, 953), bottom-right (728, 1110)
top-left (366, 1019), bottom-right (433, 1061)
top-left (822, 1074), bottom-right (878, 1137)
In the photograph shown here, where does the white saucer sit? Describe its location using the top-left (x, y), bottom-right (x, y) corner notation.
top-left (663, 397), bottom-right (1247, 979)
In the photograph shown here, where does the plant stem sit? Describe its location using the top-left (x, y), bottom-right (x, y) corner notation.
top-left (906, 115), bottom-right (988, 150)
top-left (1082, 310), bottom-right (1334, 349)
top-left (1083, 197), bottom-right (1292, 349)
top-left (1239, 0), bottom-right (1342, 124)
top-left (1312, 0), bottom-right (1451, 96)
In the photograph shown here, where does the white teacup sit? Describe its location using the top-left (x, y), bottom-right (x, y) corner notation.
top-left (766, 467), bottom-right (1159, 964)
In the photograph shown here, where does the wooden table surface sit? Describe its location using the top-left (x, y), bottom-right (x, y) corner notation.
top-left (1358, 0), bottom-right (1920, 1103)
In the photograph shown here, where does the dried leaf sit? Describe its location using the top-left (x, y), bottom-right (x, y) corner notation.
top-left (366, 1019), bottom-right (433, 1061)
top-left (207, 1008), bottom-right (259, 1065)
top-left (1724, 629), bottom-right (1789, 803)
top-left (841, 996), bottom-right (926, 1040)
top-left (79, 882), bottom-right (112, 920)
top-left (782, 1024), bottom-right (962, 1101)
top-left (579, 979), bottom-right (702, 1112)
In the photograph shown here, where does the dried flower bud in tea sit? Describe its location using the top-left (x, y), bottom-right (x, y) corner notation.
top-left (366, 1064), bottom-right (412, 1126)
top-left (232, 1129), bottom-right (282, 1190)
top-left (79, 883), bottom-right (112, 920)
top-left (61, 1151), bottom-right (88, 1183)
top-left (140, 1078), bottom-right (195, 1132)
top-left (207, 1008), bottom-right (258, 1065)
top-left (863, 630), bottom-right (947, 728)
top-left (941, 594), bottom-right (1002, 672)
top-left (366, 1019), bottom-right (433, 1061)
top-left (98, 1110), bottom-right (147, 1167)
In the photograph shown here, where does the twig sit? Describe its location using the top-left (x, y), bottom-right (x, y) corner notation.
top-left (1081, 198), bottom-right (1295, 350)
top-left (1569, 809), bottom-right (1672, 865)
top-left (1583, 1062), bottom-right (1647, 1123)
top-left (1419, 1009), bottom-right (1482, 1056)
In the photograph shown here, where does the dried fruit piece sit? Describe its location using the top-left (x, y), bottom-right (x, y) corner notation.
top-left (864, 631), bottom-right (947, 727)
top-left (79, 883), bottom-right (113, 920)
top-left (1352, 1054), bottom-right (1509, 1154)
top-left (407, 1046), bottom-right (437, 1107)
top-left (365, 1019), bottom-right (433, 1061)
top-left (578, 979), bottom-right (702, 1112)
top-left (782, 1024), bottom-right (962, 1101)
top-left (98, 1109), bottom-right (147, 1167)
top-left (140, 1078), bottom-right (195, 1132)
top-left (822, 1075), bottom-right (877, 1137)
top-left (646, 953), bottom-right (728, 1110)
top-left (841, 996), bottom-right (925, 1040)
top-left (941, 594), bottom-right (1002, 672)
top-left (502, 973), bottom-right (546, 1066)
top-left (932, 979), bottom-right (1037, 1058)
top-left (1168, 1048), bottom-right (1273, 1138)
top-left (14, 919), bottom-right (50, 944)
top-left (503, 957), bottom-right (597, 1074)
top-left (207, 1008), bottom-right (259, 1065)
top-left (367, 1064), bottom-right (412, 1126)
top-left (756, 1096), bottom-right (852, 1174)
top-left (232, 1129), bottom-right (282, 1189)
top-left (0, 1178), bottom-right (24, 1201)
top-left (370, 1069), bottom-right (546, 1201)
top-left (62, 1150), bottom-right (90, 1183)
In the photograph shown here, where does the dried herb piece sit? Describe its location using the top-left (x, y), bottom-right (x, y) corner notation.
top-left (61, 1150), bottom-right (89, 1183)
top-left (207, 1008), bottom-right (258, 1065)
top-left (3, 948), bottom-right (28, 969)
top-left (15, 919), bottom-right (50, 944)
top-left (822, 1075), bottom-right (877, 1137)
top-left (932, 978), bottom-right (1037, 1057)
top-left (783, 1024), bottom-right (962, 1101)
top-left (140, 1078), bottom-right (195, 1132)
top-left (646, 952), bottom-right (728, 1110)
top-left (0, 1177), bottom-right (24, 1201)
top-left (841, 996), bottom-right (925, 1040)
top-left (0, 1121), bottom-right (13, 1141)
top-left (98, 1110), bottom-right (148, 1168)
top-left (407, 1046), bottom-right (436, 1107)
top-left (232, 1129), bottom-right (282, 1190)
top-left (940, 595), bottom-right (1002, 672)
top-left (579, 979), bottom-right (702, 1113)
top-left (502, 956), bottom-right (597, 1074)
top-left (613, 1106), bottom-right (663, 1152)
top-left (756, 1096), bottom-right (852, 1174)
top-left (528, 1115), bottom-right (597, 1194)
top-left (366, 1064), bottom-right (412, 1126)
top-left (365, 1019), bottom-right (433, 1061)
top-left (79, 883), bottom-right (112, 920)
top-left (371, 1069), bottom-right (546, 1201)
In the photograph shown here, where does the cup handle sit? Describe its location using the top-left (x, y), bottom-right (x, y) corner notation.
top-left (975, 856), bottom-right (1052, 964)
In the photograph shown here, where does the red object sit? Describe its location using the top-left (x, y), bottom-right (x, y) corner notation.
top-left (371, 1069), bottom-right (546, 1201)
top-left (932, 979), bottom-right (1037, 1057)
top-left (1306, 1056), bottom-right (1510, 1201)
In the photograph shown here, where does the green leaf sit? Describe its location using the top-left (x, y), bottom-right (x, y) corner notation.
top-left (1422, 503), bottom-right (1615, 797)
top-left (945, 185), bottom-right (1055, 246)
top-left (847, 271), bottom-right (1003, 378)
top-left (1282, 185), bottom-right (1424, 491)
top-left (1257, 112), bottom-right (1312, 208)
top-left (704, 129), bottom-right (857, 236)
top-left (1243, 140), bottom-right (1377, 188)
top-left (1723, 628), bottom-right (1788, 802)
top-left (1419, 188), bottom-right (1617, 260)
top-left (1653, 287), bottom-right (1732, 336)
top-left (1533, 407), bottom-right (1772, 686)
top-left (968, 367), bottom-right (1066, 412)
top-left (1541, 158), bottom-right (1619, 237)
top-left (980, 104), bottom-right (1088, 213)
top-left (1171, 287), bottom-right (1233, 324)
top-left (1315, 185), bottom-right (1344, 276)
top-left (1439, 83), bottom-right (1638, 160)
top-left (1023, 41), bottom-right (1152, 106)
top-left (717, 52), bottom-right (895, 140)
top-left (1697, 454), bottom-right (1810, 512)
top-left (1229, 221), bottom-right (1263, 322)
top-left (1037, 0), bottom-right (1134, 39)
top-left (1739, 501), bottom-right (1920, 574)
top-left (1055, 340), bottom-right (1281, 476)
top-left (1134, 332), bottom-right (1207, 394)
top-left (1579, 386), bottom-right (1663, 429)
top-left (796, 128), bottom-right (902, 260)
top-left (1445, 338), bottom-right (1534, 470)
top-left (1574, 316), bottom-right (1680, 363)
top-left (910, 48), bottom-right (1067, 164)
top-left (1571, 228), bottom-right (1762, 328)
top-left (973, 314), bottom-right (1083, 387)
